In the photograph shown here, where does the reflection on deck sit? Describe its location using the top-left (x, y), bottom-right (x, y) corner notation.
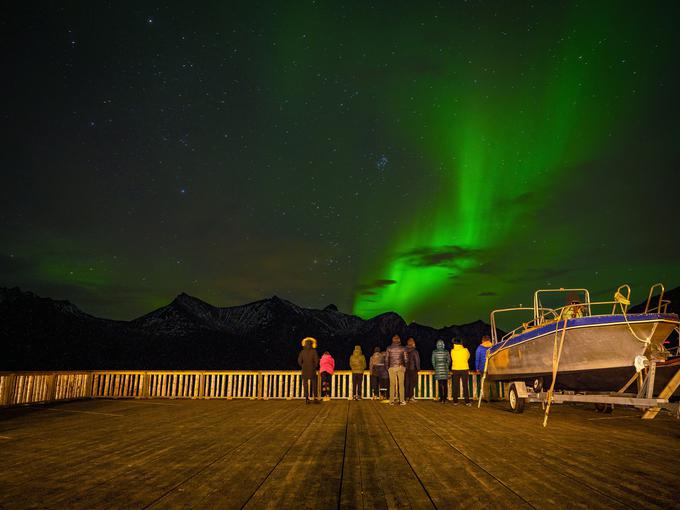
top-left (1, 399), bottom-right (678, 509)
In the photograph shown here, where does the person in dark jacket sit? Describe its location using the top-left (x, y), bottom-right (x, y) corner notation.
top-left (431, 340), bottom-right (451, 403)
top-left (385, 335), bottom-right (407, 405)
top-left (404, 337), bottom-right (421, 402)
top-left (369, 347), bottom-right (385, 399)
top-left (297, 337), bottom-right (320, 404)
top-left (349, 345), bottom-right (367, 400)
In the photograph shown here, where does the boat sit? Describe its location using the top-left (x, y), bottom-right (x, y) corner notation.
top-left (485, 284), bottom-right (680, 393)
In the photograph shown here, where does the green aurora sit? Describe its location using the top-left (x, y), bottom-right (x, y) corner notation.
top-left (2, 1), bottom-right (679, 324)
top-left (351, 3), bottom-right (671, 322)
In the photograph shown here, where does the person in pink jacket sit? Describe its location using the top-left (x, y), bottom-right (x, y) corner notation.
top-left (319, 351), bottom-right (335, 401)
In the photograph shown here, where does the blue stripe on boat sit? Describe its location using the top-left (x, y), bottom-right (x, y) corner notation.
top-left (489, 313), bottom-right (679, 355)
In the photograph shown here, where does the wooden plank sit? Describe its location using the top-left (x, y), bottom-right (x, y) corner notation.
top-left (0, 400), bottom-right (287, 508)
top-left (339, 401), bottom-right (435, 509)
top-left (417, 402), bottom-right (679, 508)
top-left (146, 402), bottom-right (324, 508)
top-left (241, 402), bottom-right (348, 509)
top-left (376, 403), bottom-right (531, 509)
top-left (412, 403), bottom-right (627, 509)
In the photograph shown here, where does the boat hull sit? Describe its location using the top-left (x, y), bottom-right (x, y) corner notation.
top-left (486, 313), bottom-right (678, 392)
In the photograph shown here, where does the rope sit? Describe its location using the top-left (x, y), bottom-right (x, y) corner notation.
top-left (543, 317), bottom-right (568, 428)
top-left (477, 352), bottom-right (489, 408)
top-left (616, 294), bottom-right (658, 344)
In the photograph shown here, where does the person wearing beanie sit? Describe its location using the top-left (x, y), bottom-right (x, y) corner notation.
top-left (404, 337), bottom-right (421, 402)
top-left (349, 345), bottom-right (367, 400)
top-left (297, 337), bottom-right (320, 404)
top-left (450, 338), bottom-right (471, 406)
top-left (319, 351), bottom-right (335, 401)
top-left (385, 334), bottom-right (408, 405)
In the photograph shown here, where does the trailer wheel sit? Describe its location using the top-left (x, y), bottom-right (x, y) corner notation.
top-left (532, 377), bottom-right (544, 393)
top-left (595, 403), bottom-right (613, 414)
top-left (508, 385), bottom-right (525, 413)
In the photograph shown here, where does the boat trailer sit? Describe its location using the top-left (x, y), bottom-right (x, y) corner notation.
top-left (496, 359), bottom-right (680, 420)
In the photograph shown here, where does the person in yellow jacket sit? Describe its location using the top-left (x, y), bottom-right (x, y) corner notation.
top-left (450, 338), bottom-right (471, 406)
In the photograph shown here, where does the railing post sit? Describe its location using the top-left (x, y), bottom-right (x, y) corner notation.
top-left (2, 374), bottom-right (17, 407)
top-left (142, 372), bottom-right (150, 399)
top-left (45, 374), bottom-right (58, 404)
top-left (199, 373), bottom-right (206, 399)
top-left (85, 372), bottom-right (94, 399)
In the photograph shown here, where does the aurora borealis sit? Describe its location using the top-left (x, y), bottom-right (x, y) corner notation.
top-left (2, 2), bottom-right (679, 326)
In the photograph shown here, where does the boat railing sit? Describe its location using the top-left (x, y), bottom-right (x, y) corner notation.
top-left (644, 283), bottom-right (669, 313)
top-left (0, 370), bottom-right (498, 408)
top-left (495, 298), bottom-right (647, 345)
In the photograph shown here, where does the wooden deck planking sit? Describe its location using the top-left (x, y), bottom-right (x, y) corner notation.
top-left (411, 404), bottom-right (628, 509)
top-left (241, 402), bottom-right (349, 509)
top-left (1, 400), bottom-right (296, 508)
top-left (148, 403), bottom-right (325, 509)
top-left (339, 402), bottom-right (436, 509)
top-left (420, 403), bottom-right (678, 508)
top-left (0, 399), bottom-right (679, 509)
top-left (376, 404), bottom-right (532, 509)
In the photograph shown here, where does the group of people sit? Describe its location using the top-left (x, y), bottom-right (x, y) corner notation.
top-left (297, 334), bottom-right (494, 405)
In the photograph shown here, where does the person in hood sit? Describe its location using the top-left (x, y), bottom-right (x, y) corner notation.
top-left (404, 337), bottom-right (421, 402)
top-left (475, 335), bottom-right (498, 401)
top-left (431, 340), bottom-right (451, 403)
top-left (349, 345), bottom-right (367, 400)
top-left (475, 335), bottom-right (493, 373)
top-left (450, 338), bottom-right (471, 405)
top-left (369, 346), bottom-right (386, 399)
top-left (297, 337), bottom-right (320, 404)
top-left (319, 351), bottom-right (335, 401)
top-left (385, 334), bottom-right (407, 405)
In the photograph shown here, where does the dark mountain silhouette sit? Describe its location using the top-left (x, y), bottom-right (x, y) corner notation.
top-left (1, 287), bottom-right (495, 371)
top-left (4, 285), bottom-right (676, 371)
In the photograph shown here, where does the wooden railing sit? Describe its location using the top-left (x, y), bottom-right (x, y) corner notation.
top-left (0, 371), bottom-right (93, 407)
top-left (1, 370), bottom-right (504, 407)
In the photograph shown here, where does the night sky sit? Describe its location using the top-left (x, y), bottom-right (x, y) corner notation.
top-left (2, 1), bottom-right (679, 326)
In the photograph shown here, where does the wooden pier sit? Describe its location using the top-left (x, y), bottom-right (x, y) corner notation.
top-left (1, 399), bottom-right (678, 509)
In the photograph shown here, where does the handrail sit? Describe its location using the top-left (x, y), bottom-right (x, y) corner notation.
top-left (0, 370), bottom-right (498, 408)
top-left (495, 297), bottom-right (667, 344)
top-left (490, 307), bottom-right (534, 344)
top-left (644, 283), bottom-right (665, 313)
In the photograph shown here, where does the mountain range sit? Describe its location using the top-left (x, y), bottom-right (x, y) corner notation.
top-left (2, 285), bottom-right (677, 371)
top-left (0, 287), bottom-right (495, 371)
